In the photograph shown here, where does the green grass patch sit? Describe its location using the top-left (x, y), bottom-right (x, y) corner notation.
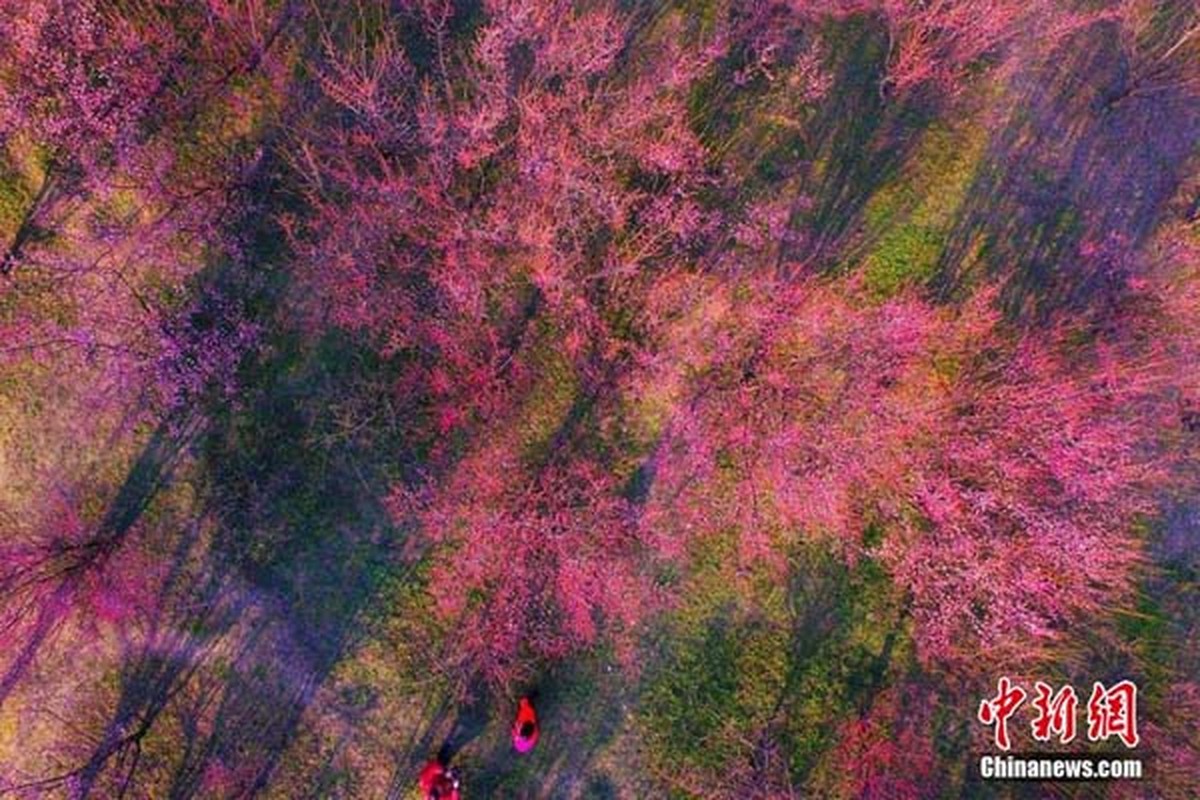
top-left (0, 163), bottom-right (32, 239)
top-left (859, 120), bottom-right (987, 298)
top-left (515, 323), bottom-right (581, 464)
top-left (638, 537), bottom-right (914, 794)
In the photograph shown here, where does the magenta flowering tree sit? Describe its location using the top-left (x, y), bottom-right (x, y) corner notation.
top-left (890, 306), bottom-right (1174, 667)
top-left (639, 277), bottom-right (1181, 671)
top-left (823, 684), bottom-right (938, 799)
top-left (395, 449), bottom-right (647, 690)
top-left (288, 0), bottom-right (1198, 697)
top-left (0, 0), bottom-right (293, 271)
top-left (292, 0), bottom-right (714, 440)
top-left (2, 1), bottom-right (1195, 795)
top-left (0, 0), bottom-right (293, 383)
top-left (0, 0), bottom-right (293, 723)
top-left (291, 0), bottom-right (729, 689)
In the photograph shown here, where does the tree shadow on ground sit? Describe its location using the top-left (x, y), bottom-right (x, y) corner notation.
top-left (42, 328), bottom-right (428, 798)
top-left (9, 119), bottom-right (438, 793)
top-left (0, 415), bottom-right (202, 719)
top-left (935, 21), bottom-right (1200, 323)
top-left (681, 11), bottom-right (933, 279)
top-left (152, 324), bottom-right (421, 798)
top-left (632, 544), bottom-right (907, 797)
top-left (781, 15), bottom-right (936, 274)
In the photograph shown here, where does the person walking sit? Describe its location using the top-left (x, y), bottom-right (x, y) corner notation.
top-left (418, 756), bottom-right (461, 800)
top-left (511, 696), bottom-right (539, 754)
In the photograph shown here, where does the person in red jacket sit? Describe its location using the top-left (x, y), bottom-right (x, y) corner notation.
top-left (511, 696), bottom-right (539, 754)
top-left (418, 757), bottom-right (461, 800)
